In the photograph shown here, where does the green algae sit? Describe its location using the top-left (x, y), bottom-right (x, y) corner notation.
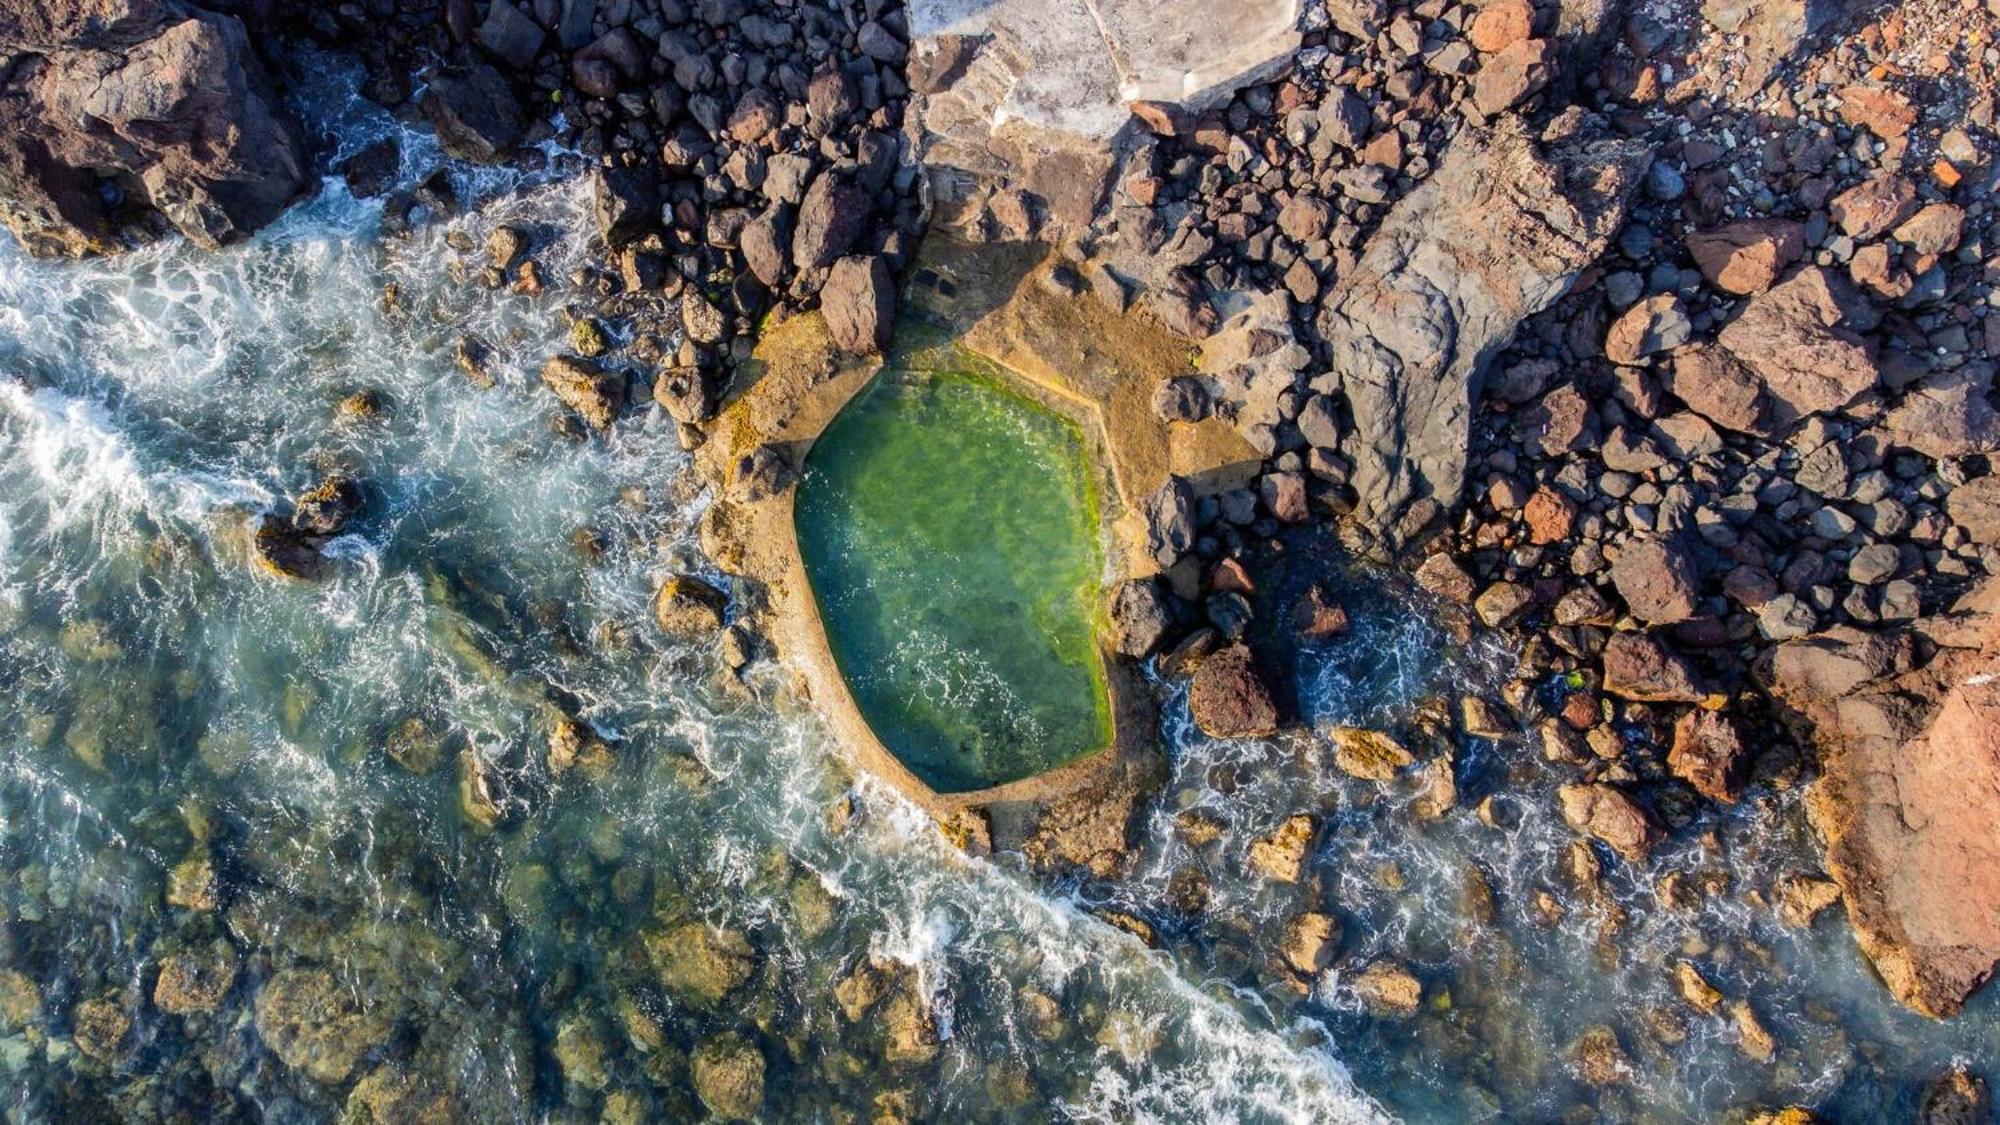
top-left (794, 359), bottom-right (1111, 793)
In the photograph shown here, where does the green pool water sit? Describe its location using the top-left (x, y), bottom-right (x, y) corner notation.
top-left (795, 363), bottom-right (1113, 793)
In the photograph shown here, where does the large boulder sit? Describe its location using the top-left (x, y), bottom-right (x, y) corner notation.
top-left (1715, 265), bottom-right (1881, 432)
top-left (1558, 782), bottom-right (1662, 861)
top-left (1609, 537), bottom-right (1701, 625)
top-left (0, 0), bottom-right (311, 255)
top-left (1315, 110), bottom-right (1649, 548)
top-left (1769, 581), bottom-right (2000, 1017)
top-left (821, 255), bottom-right (895, 355)
top-left (422, 61), bottom-right (526, 164)
top-left (1188, 645), bottom-right (1279, 739)
top-left (691, 1033), bottom-right (765, 1120)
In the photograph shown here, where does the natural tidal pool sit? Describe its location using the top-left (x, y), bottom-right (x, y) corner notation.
top-left (794, 364), bottom-right (1112, 793)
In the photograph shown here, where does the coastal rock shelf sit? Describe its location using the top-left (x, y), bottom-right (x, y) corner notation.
top-left (794, 365), bottom-right (1111, 793)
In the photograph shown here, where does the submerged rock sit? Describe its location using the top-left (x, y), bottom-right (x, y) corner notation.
top-left (71, 992), bottom-right (133, 1062)
top-left (254, 967), bottom-right (395, 1084)
top-left (646, 922), bottom-right (754, 1007)
top-left (153, 938), bottom-right (239, 1016)
top-left (691, 1032), bottom-right (764, 1120)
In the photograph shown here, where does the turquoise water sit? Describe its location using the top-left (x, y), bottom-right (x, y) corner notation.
top-left (795, 366), bottom-right (1112, 793)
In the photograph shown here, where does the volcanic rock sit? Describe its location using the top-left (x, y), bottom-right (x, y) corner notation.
top-left (1686, 219), bottom-right (1805, 295)
top-left (1670, 710), bottom-right (1746, 803)
top-left (1558, 782), bottom-right (1662, 861)
top-left (1189, 645), bottom-right (1279, 739)
top-left (821, 255), bottom-right (895, 355)
top-left (422, 62), bottom-right (524, 164)
top-left (1325, 726), bottom-right (1416, 781)
top-left (1317, 113), bottom-right (1648, 547)
top-left (539, 356), bottom-right (624, 430)
top-left (1611, 537), bottom-right (1701, 625)
top-left (1716, 266), bottom-right (1880, 431)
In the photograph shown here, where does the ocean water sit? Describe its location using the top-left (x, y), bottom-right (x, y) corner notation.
top-left (0, 56), bottom-right (1994, 1124)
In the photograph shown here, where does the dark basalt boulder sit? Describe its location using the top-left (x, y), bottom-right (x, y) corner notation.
top-left (0, 0), bottom-right (312, 255)
top-left (422, 60), bottom-right (525, 165)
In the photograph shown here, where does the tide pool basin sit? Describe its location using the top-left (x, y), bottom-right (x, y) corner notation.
top-left (794, 365), bottom-right (1112, 794)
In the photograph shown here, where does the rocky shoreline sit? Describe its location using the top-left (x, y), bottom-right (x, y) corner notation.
top-left (4, 0), bottom-right (2000, 1117)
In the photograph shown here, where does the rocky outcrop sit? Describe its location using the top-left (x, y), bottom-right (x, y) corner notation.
top-left (1766, 578), bottom-right (2000, 1017)
top-left (1317, 110), bottom-right (1649, 548)
top-left (0, 0), bottom-right (311, 255)
top-left (904, 0), bottom-right (1302, 240)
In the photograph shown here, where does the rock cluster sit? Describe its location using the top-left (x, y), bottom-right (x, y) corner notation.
top-left (0, 0), bottom-right (312, 254)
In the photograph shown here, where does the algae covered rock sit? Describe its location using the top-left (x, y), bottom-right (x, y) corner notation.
top-left (653, 574), bottom-right (729, 635)
top-left (554, 1010), bottom-right (613, 1091)
top-left (691, 1032), bottom-right (765, 1120)
top-left (71, 992), bottom-right (134, 1063)
top-left (1324, 725), bottom-right (1415, 781)
top-left (153, 938), bottom-right (240, 1016)
top-left (254, 967), bottom-right (397, 1084)
top-left (645, 922), bottom-right (755, 1007)
top-left (0, 970), bottom-right (41, 1031)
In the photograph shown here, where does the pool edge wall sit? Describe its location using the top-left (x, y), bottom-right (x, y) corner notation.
top-left (691, 237), bottom-right (1262, 849)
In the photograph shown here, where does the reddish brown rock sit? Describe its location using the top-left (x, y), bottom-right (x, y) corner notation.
top-left (1523, 485), bottom-right (1577, 544)
top-left (821, 255), bottom-right (895, 355)
top-left (1770, 582), bottom-right (2000, 1017)
top-left (1892, 203), bottom-right (1965, 257)
top-left (1293, 584), bottom-right (1351, 638)
top-left (1667, 344), bottom-right (1768, 434)
top-left (1189, 645), bottom-right (1279, 739)
top-left (1414, 552), bottom-right (1476, 603)
top-left (1670, 710), bottom-right (1746, 803)
top-left (1604, 293), bottom-right (1691, 365)
top-left (1686, 219), bottom-right (1805, 295)
top-left (1835, 84), bottom-right (1917, 140)
top-left (1523, 383), bottom-right (1599, 456)
top-left (1558, 783), bottom-right (1662, 861)
top-left (1468, 0), bottom-right (1535, 51)
top-left (1602, 632), bottom-right (1713, 702)
top-left (1715, 266), bottom-right (1880, 430)
top-left (0, 2), bottom-right (312, 255)
top-left (1610, 537), bottom-right (1701, 625)
top-left (1827, 174), bottom-right (1918, 241)
top-left (1472, 38), bottom-right (1554, 116)
top-left (1881, 369), bottom-right (2000, 461)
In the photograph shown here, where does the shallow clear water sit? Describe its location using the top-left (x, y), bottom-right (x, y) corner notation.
top-left (0, 52), bottom-right (1995, 1125)
top-left (795, 363), bottom-right (1110, 793)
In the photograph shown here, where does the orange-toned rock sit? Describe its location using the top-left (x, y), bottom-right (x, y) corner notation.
top-left (1469, 0), bottom-right (1535, 51)
top-left (1523, 485), bottom-right (1577, 544)
top-left (1836, 84), bottom-right (1917, 139)
top-left (1686, 218), bottom-right (1805, 295)
top-left (1773, 579), bottom-right (2000, 1018)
